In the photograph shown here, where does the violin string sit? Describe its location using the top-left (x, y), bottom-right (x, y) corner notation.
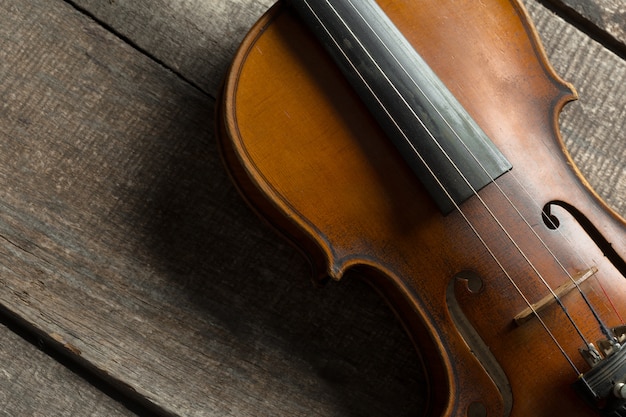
top-left (317, 0), bottom-right (591, 343)
top-left (513, 180), bottom-right (624, 326)
top-left (512, 180), bottom-right (624, 324)
top-left (337, 0), bottom-right (620, 339)
top-left (299, 0), bottom-right (582, 374)
top-left (327, 0), bottom-right (621, 340)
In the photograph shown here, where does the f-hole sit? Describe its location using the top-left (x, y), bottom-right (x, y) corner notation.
top-left (542, 200), bottom-right (626, 277)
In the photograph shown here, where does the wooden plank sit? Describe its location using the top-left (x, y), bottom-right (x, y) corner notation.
top-left (0, 0), bottom-right (623, 417)
top-left (68, 0), bottom-right (275, 94)
top-left (0, 321), bottom-right (135, 416)
top-left (543, 0), bottom-right (626, 49)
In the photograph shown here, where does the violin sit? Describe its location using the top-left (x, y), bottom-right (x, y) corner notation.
top-left (216, 0), bottom-right (626, 415)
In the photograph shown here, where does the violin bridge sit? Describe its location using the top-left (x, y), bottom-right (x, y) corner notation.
top-left (514, 267), bottom-right (598, 326)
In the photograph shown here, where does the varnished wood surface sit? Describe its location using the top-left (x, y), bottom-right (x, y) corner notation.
top-left (0, 0), bottom-right (624, 416)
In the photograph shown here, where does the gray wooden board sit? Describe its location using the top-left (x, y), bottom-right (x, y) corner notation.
top-left (0, 0), bottom-right (623, 416)
top-left (0, 322), bottom-right (135, 417)
top-left (544, 0), bottom-right (626, 48)
top-left (68, 0), bottom-right (275, 94)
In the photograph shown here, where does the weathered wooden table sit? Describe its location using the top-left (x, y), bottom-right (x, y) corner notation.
top-left (0, 0), bottom-right (624, 415)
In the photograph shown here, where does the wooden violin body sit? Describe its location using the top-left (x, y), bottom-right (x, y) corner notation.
top-left (217, 0), bottom-right (626, 416)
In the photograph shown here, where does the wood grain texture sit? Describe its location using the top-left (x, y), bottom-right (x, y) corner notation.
top-left (68, 0), bottom-right (275, 94)
top-left (0, 0), bottom-right (623, 416)
top-left (0, 323), bottom-right (135, 417)
top-left (544, 0), bottom-right (626, 47)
